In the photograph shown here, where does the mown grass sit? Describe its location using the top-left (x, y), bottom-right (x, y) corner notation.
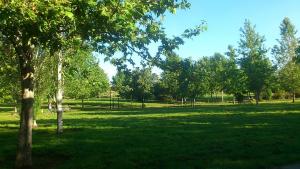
top-left (1, 102), bottom-right (300, 169)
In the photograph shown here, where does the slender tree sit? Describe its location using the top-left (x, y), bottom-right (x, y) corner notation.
top-left (224, 45), bottom-right (247, 103)
top-left (178, 58), bottom-right (193, 105)
top-left (238, 20), bottom-right (275, 104)
top-left (272, 17), bottom-right (300, 103)
top-left (160, 55), bottom-right (182, 101)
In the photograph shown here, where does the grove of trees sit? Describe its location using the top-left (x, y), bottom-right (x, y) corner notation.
top-left (0, 1), bottom-right (203, 168)
top-left (112, 18), bottom-right (300, 106)
top-left (1, 1), bottom-right (300, 169)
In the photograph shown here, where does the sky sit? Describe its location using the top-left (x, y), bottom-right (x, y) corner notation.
top-left (97, 0), bottom-right (300, 81)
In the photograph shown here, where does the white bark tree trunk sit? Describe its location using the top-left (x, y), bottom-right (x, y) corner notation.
top-left (32, 120), bottom-right (38, 128)
top-left (56, 51), bottom-right (63, 134)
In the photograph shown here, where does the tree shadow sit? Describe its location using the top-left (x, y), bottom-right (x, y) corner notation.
top-left (76, 103), bottom-right (300, 116)
top-left (1, 103), bottom-right (300, 169)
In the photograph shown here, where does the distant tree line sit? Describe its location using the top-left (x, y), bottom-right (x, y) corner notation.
top-left (113, 18), bottom-right (300, 105)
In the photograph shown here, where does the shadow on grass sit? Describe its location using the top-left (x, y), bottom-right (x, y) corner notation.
top-left (1, 103), bottom-right (300, 169)
top-left (75, 103), bottom-right (300, 116)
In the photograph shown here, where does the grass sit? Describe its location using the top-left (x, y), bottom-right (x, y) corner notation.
top-left (1, 101), bottom-right (300, 169)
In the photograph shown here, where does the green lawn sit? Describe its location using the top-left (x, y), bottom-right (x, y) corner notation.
top-left (1, 102), bottom-right (300, 169)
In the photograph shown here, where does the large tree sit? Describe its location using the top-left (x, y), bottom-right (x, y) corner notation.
top-left (238, 20), bottom-right (275, 104)
top-left (272, 17), bottom-right (300, 103)
top-left (0, 1), bottom-right (204, 168)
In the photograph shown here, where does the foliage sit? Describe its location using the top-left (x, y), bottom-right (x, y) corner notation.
top-left (272, 17), bottom-right (300, 100)
top-left (224, 45), bottom-right (247, 98)
top-left (113, 67), bottom-right (157, 101)
top-left (205, 53), bottom-right (227, 97)
top-left (64, 49), bottom-right (109, 100)
top-left (0, 42), bottom-right (20, 104)
top-left (159, 55), bottom-right (182, 100)
top-left (112, 70), bottom-right (133, 99)
top-left (177, 58), bottom-right (193, 99)
top-left (238, 20), bottom-right (275, 103)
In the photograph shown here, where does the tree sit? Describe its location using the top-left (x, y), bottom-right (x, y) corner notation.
top-left (189, 58), bottom-right (209, 106)
top-left (178, 58), bottom-right (193, 104)
top-left (210, 53), bottom-right (227, 101)
top-left (112, 70), bottom-right (134, 100)
top-left (0, 42), bottom-right (20, 109)
top-left (65, 49), bottom-right (109, 109)
top-left (0, 43), bottom-right (54, 125)
top-left (238, 20), bottom-right (275, 104)
top-left (224, 45), bottom-right (247, 103)
top-left (152, 78), bottom-right (169, 101)
top-left (33, 48), bottom-right (56, 127)
top-left (160, 54), bottom-right (182, 101)
top-left (272, 17), bottom-right (300, 103)
top-left (0, 1), bottom-right (203, 167)
top-left (136, 67), bottom-right (155, 107)
top-left (177, 57), bottom-right (207, 106)
top-left (113, 66), bottom-right (157, 107)
top-left (200, 54), bottom-right (226, 102)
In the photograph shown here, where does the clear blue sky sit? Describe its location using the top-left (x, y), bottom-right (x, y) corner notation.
top-left (98, 0), bottom-right (300, 80)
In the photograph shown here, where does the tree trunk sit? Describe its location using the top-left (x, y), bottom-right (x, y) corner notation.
top-left (48, 97), bottom-right (52, 112)
top-left (215, 92), bottom-right (217, 102)
top-left (221, 90), bottom-right (224, 103)
top-left (32, 120), bottom-right (38, 128)
top-left (181, 97), bottom-right (183, 107)
top-left (233, 95), bottom-right (235, 104)
top-left (56, 51), bottom-right (63, 134)
top-left (292, 90), bottom-right (295, 103)
top-left (32, 105), bottom-right (38, 128)
top-left (81, 98), bottom-right (84, 110)
top-left (255, 91), bottom-right (259, 105)
top-left (193, 98), bottom-right (196, 108)
top-left (15, 50), bottom-right (34, 169)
